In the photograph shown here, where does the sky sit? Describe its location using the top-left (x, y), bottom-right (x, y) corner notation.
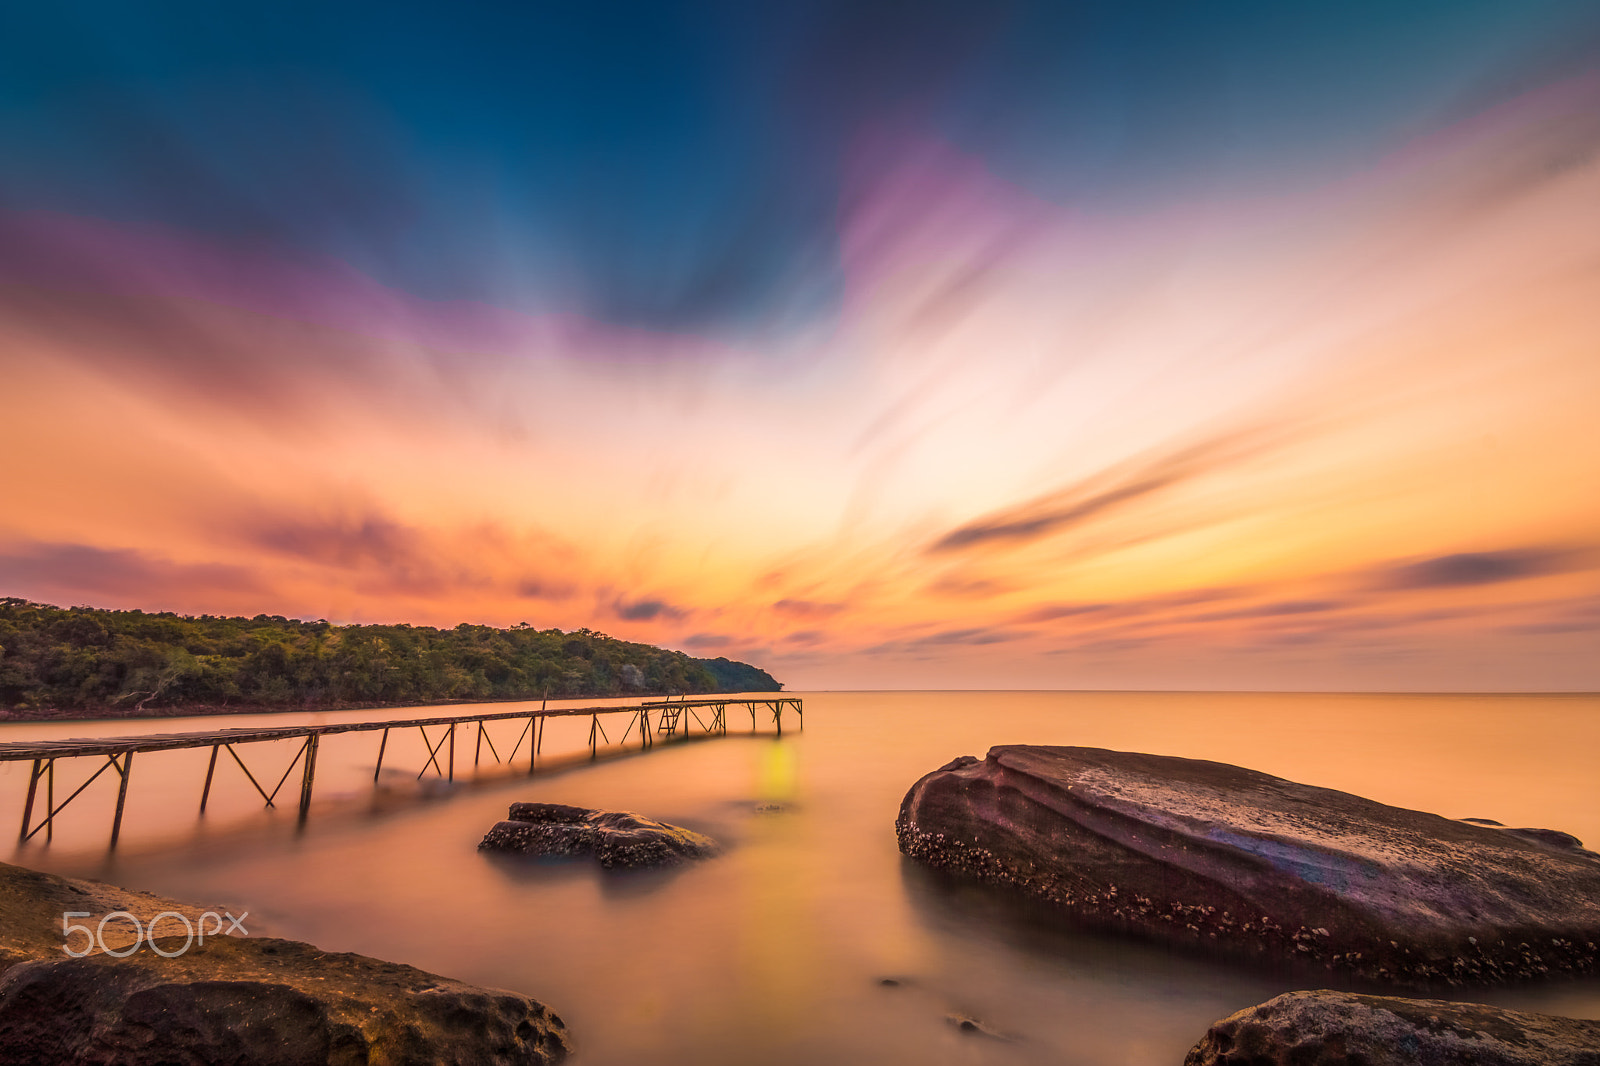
top-left (2, 1), bottom-right (1598, 690)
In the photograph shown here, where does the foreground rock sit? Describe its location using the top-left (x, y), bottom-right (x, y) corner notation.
top-left (1185, 990), bottom-right (1600, 1066)
top-left (0, 937), bottom-right (569, 1066)
top-left (0, 862), bottom-right (570, 1064)
top-left (480, 802), bottom-right (719, 868)
top-left (896, 746), bottom-right (1600, 984)
top-left (0, 860), bottom-right (226, 973)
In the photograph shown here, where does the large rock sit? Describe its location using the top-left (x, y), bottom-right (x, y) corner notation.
top-left (1185, 990), bottom-right (1600, 1066)
top-left (0, 936), bottom-right (569, 1065)
top-left (0, 861), bottom-right (570, 1064)
top-left (480, 802), bottom-right (719, 868)
top-left (0, 860), bottom-right (231, 975)
top-left (895, 746), bottom-right (1600, 984)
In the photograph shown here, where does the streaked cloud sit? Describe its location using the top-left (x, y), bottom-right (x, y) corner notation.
top-left (0, 543), bottom-right (263, 604)
top-left (927, 429), bottom-right (1285, 555)
top-left (1193, 600), bottom-right (1346, 622)
top-left (682, 632), bottom-right (734, 649)
top-left (613, 599), bottom-right (688, 622)
top-left (1378, 549), bottom-right (1586, 590)
top-left (771, 599), bottom-right (847, 619)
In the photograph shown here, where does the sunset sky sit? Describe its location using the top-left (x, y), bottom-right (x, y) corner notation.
top-left (2, 2), bottom-right (1598, 690)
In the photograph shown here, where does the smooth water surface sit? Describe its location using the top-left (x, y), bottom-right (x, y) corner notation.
top-left (3, 691), bottom-right (1598, 1065)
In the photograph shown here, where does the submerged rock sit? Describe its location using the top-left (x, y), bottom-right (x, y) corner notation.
top-left (1185, 990), bottom-right (1600, 1066)
top-left (480, 802), bottom-right (719, 868)
top-left (0, 861), bottom-right (570, 1064)
top-left (946, 1013), bottom-right (1012, 1041)
top-left (0, 936), bottom-right (569, 1066)
top-left (895, 746), bottom-right (1600, 984)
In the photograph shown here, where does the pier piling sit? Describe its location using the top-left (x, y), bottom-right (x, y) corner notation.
top-left (200, 744), bottom-right (220, 813)
top-left (18, 759), bottom-right (40, 841)
top-left (298, 735), bottom-right (319, 822)
top-left (109, 752), bottom-right (132, 848)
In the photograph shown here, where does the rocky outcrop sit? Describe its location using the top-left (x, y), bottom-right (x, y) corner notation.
top-left (1185, 990), bottom-right (1600, 1066)
top-left (0, 936), bottom-right (569, 1065)
top-left (0, 860), bottom-right (228, 974)
top-left (1461, 818), bottom-right (1591, 853)
top-left (480, 802), bottom-right (719, 868)
top-left (0, 862), bottom-right (570, 1064)
top-left (896, 746), bottom-right (1600, 985)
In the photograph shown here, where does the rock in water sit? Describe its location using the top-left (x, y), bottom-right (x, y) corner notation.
top-left (1185, 990), bottom-right (1600, 1066)
top-left (480, 802), bottom-right (719, 868)
top-left (0, 936), bottom-right (569, 1065)
top-left (895, 746), bottom-right (1600, 984)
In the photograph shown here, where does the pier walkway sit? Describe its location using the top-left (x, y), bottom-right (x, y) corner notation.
top-left (0, 696), bottom-right (801, 846)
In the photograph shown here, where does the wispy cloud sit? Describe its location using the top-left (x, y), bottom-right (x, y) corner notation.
top-left (927, 429), bottom-right (1285, 555)
top-left (682, 632), bottom-right (734, 648)
top-left (1021, 603), bottom-right (1115, 622)
top-left (613, 598), bottom-right (688, 622)
top-left (253, 514), bottom-right (421, 569)
top-left (0, 542), bottom-right (263, 604)
top-left (912, 626), bottom-right (1030, 646)
top-left (1376, 548), bottom-right (1587, 589)
top-left (238, 510), bottom-right (580, 602)
top-left (1193, 599), bottom-right (1346, 621)
top-left (771, 598), bottom-right (847, 618)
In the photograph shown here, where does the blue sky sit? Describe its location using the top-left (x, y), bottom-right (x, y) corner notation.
top-left (4, 1), bottom-right (1596, 333)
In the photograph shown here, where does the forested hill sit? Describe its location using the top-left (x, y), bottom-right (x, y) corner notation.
top-left (0, 598), bottom-right (782, 719)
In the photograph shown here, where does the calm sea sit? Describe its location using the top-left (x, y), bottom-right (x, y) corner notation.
top-left (3, 691), bottom-right (1598, 1065)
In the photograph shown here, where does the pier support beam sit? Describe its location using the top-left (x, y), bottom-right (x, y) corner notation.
top-left (200, 744), bottom-right (220, 813)
top-left (416, 727), bottom-right (449, 779)
top-left (373, 728), bottom-right (389, 783)
top-left (19, 759), bottom-right (40, 841)
top-left (109, 752), bottom-right (133, 848)
top-left (298, 734), bottom-right (319, 822)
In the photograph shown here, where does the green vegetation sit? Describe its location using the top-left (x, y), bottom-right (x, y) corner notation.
top-left (697, 657), bottom-right (787, 693)
top-left (0, 598), bottom-right (781, 717)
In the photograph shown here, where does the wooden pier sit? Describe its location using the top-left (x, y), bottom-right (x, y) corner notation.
top-left (0, 696), bottom-right (801, 847)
